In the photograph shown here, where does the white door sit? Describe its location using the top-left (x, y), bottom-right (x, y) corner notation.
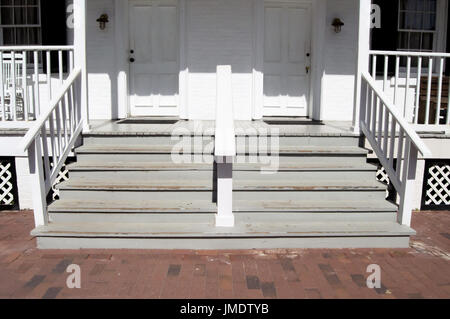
top-left (263, 3), bottom-right (311, 117)
top-left (129, 0), bottom-right (179, 116)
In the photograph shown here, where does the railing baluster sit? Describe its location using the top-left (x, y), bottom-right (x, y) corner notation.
top-left (372, 55), bottom-right (377, 78)
top-left (389, 119), bottom-right (396, 169)
top-left (414, 57), bottom-right (422, 124)
top-left (33, 51), bottom-right (41, 119)
top-left (55, 101), bottom-right (62, 159)
top-left (377, 100), bottom-right (384, 143)
top-left (383, 110), bottom-right (389, 155)
top-left (22, 50), bottom-right (28, 121)
top-left (69, 50), bottom-right (74, 72)
top-left (394, 55), bottom-right (400, 105)
top-left (383, 55), bottom-right (388, 91)
top-left (46, 50), bottom-right (52, 103)
top-left (435, 57), bottom-right (444, 125)
top-left (40, 126), bottom-right (51, 192)
top-left (61, 93), bottom-right (68, 147)
top-left (425, 57), bottom-right (433, 124)
top-left (403, 56), bottom-right (411, 118)
top-left (396, 128), bottom-right (405, 179)
top-left (367, 86), bottom-right (373, 126)
top-left (11, 51), bottom-right (17, 121)
top-left (48, 112), bottom-right (57, 169)
top-left (372, 95), bottom-right (378, 136)
top-left (58, 50), bottom-right (63, 85)
top-left (0, 52), bottom-right (4, 121)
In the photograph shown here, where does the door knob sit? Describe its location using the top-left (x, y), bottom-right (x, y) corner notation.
top-left (129, 58), bottom-right (135, 63)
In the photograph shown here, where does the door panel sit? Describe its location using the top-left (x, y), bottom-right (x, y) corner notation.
top-left (263, 3), bottom-right (310, 117)
top-left (129, 1), bottom-right (179, 116)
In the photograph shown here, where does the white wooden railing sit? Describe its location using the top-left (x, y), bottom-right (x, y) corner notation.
top-left (215, 65), bottom-right (236, 227)
top-left (360, 71), bottom-right (432, 226)
top-left (19, 67), bottom-right (83, 227)
top-left (0, 46), bottom-right (74, 124)
top-left (369, 50), bottom-right (450, 130)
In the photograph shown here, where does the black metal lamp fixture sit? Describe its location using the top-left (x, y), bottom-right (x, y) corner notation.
top-left (331, 18), bottom-right (344, 33)
top-left (96, 14), bottom-right (109, 30)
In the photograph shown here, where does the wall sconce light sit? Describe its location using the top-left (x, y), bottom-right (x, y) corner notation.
top-left (96, 14), bottom-right (109, 30)
top-left (331, 18), bottom-right (344, 33)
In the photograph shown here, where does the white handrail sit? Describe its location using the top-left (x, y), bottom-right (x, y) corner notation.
top-left (370, 50), bottom-right (450, 58)
top-left (19, 67), bottom-right (83, 227)
top-left (362, 71), bottom-right (432, 157)
top-left (0, 46), bottom-right (74, 51)
top-left (360, 71), bottom-right (433, 227)
top-left (20, 68), bottom-right (82, 152)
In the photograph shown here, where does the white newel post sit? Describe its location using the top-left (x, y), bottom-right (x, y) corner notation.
top-left (28, 138), bottom-right (48, 227)
top-left (215, 66), bottom-right (236, 227)
top-left (352, 0), bottom-right (371, 133)
top-left (398, 141), bottom-right (419, 227)
top-left (74, 0), bottom-right (89, 132)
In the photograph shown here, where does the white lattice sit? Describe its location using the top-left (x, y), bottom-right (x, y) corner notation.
top-left (0, 161), bottom-right (14, 206)
top-left (376, 164), bottom-right (390, 185)
top-left (425, 164), bottom-right (450, 206)
top-left (51, 162), bottom-right (70, 201)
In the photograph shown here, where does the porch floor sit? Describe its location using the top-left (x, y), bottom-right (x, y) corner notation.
top-left (87, 119), bottom-right (358, 137)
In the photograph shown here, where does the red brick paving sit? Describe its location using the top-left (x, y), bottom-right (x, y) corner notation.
top-left (0, 210), bottom-right (449, 299)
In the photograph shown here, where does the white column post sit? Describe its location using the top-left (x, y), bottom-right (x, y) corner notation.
top-left (215, 65), bottom-right (235, 227)
top-left (28, 138), bottom-right (48, 227)
top-left (398, 142), bottom-right (418, 227)
top-left (74, 0), bottom-right (90, 131)
top-left (216, 156), bottom-right (234, 227)
top-left (352, 0), bottom-right (371, 133)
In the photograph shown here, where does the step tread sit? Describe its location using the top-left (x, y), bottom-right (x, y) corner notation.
top-left (68, 161), bottom-right (377, 172)
top-left (57, 178), bottom-right (386, 191)
top-left (76, 144), bottom-right (369, 155)
top-left (48, 198), bottom-right (397, 213)
top-left (31, 221), bottom-right (415, 238)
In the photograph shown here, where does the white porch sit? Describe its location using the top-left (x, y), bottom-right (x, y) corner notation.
top-left (0, 0), bottom-right (448, 248)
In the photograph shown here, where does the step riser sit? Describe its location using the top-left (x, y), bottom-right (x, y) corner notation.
top-left (67, 170), bottom-right (375, 181)
top-left (36, 236), bottom-right (411, 249)
top-left (76, 153), bottom-right (368, 165)
top-left (48, 212), bottom-right (397, 224)
top-left (58, 189), bottom-right (386, 202)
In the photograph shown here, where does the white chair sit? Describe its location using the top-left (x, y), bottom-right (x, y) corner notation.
top-left (1, 53), bottom-right (25, 120)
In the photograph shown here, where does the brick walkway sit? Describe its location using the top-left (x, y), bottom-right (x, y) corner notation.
top-left (0, 210), bottom-right (448, 299)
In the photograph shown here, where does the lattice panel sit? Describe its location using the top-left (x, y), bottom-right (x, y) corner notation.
top-left (425, 163), bottom-right (450, 206)
top-left (50, 161), bottom-right (70, 201)
top-left (0, 160), bottom-right (15, 207)
top-left (376, 164), bottom-right (390, 185)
